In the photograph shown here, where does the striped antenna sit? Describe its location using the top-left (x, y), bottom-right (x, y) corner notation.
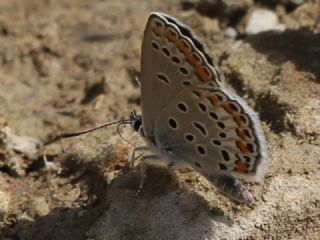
top-left (45, 118), bottom-right (132, 146)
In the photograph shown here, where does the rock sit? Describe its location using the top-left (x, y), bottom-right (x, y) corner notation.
top-left (2, 127), bottom-right (41, 158)
top-left (224, 27), bottom-right (238, 38)
top-left (0, 177), bottom-right (11, 213)
top-left (0, 127), bottom-right (42, 176)
top-left (182, 0), bottom-right (253, 21)
top-left (245, 9), bottom-right (285, 34)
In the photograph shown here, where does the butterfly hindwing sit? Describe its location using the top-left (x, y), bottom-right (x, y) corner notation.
top-left (153, 87), bottom-right (267, 180)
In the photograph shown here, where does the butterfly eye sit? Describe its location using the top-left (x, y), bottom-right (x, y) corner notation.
top-left (133, 117), bottom-right (142, 132)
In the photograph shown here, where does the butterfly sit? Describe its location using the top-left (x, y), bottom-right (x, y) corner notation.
top-left (46, 12), bottom-right (268, 204)
top-left (129, 12), bottom-right (268, 204)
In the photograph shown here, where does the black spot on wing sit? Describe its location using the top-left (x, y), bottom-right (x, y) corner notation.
top-left (219, 163), bottom-right (227, 170)
top-left (196, 145), bottom-right (206, 156)
top-left (177, 102), bottom-right (188, 112)
top-left (194, 161), bottom-right (201, 168)
top-left (221, 150), bottom-right (230, 161)
top-left (193, 121), bottom-right (207, 136)
top-left (168, 118), bottom-right (178, 129)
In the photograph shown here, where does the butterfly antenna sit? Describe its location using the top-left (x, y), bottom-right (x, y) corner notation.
top-left (116, 122), bottom-right (136, 147)
top-left (45, 118), bottom-right (132, 146)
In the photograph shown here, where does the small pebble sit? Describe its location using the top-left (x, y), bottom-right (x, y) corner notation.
top-left (245, 9), bottom-right (285, 34)
top-left (44, 143), bottom-right (61, 157)
top-left (2, 127), bottom-right (42, 157)
top-left (224, 27), bottom-right (237, 39)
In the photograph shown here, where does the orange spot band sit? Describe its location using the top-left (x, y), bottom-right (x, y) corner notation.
top-left (233, 115), bottom-right (243, 127)
top-left (236, 141), bottom-right (250, 154)
top-left (152, 26), bottom-right (162, 36)
top-left (222, 103), bottom-right (235, 114)
top-left (176, 39), bottom-right (190, 54)
top-left (235, 160), bottom-right (248, 173)
top-left (195, 66), bottom-right (210, 82)
top-left (165, 29), bottom-right (178, 42)
top-left (193, 90), bottom-right (203, 97)
top-left (208, 95), bottom-right (220, 106)
top-left (187, 53), bottom-right (201, 66)
top-left (236, 129), bottom-right (248, 141)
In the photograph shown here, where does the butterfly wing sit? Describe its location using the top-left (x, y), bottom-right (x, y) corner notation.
top-left (140, 12), bottom-right (267, 181)
top-left (140, 12), bottom-right (223, 138)
top-left (153, 87), bottom-right (267, 181)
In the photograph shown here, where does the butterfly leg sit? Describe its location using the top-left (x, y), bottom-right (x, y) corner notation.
top-left (207, 173), bottom-right (254, 204)
top-left (135, 154), bottom-right (159, 197)
top-left (130, 146), bottom-right (151, 167)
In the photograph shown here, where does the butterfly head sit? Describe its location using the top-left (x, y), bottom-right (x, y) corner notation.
top-left (130, 110), bottom-right (143, 133)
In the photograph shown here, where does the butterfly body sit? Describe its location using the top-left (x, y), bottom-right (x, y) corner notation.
top-left (133, 12), bottom-right (268, 203)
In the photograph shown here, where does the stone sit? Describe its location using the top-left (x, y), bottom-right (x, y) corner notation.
top-left (245, 9), bottom-right (285, 34)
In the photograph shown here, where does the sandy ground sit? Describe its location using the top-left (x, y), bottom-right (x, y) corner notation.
top-left (0, 0), bottom-right (319, 239)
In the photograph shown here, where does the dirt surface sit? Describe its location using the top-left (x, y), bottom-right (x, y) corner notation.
top-left (0, 0), bottom-right (319, 239)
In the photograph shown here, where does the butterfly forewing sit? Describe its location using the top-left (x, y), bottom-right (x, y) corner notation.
top-left (140, 12), bottom-right (223, 138)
